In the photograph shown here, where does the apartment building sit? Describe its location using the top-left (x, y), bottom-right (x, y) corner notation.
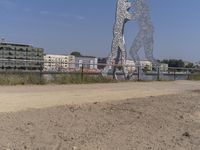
top-left (160, 63), bottom-right (169, 72)
top-left (75, 56), bottom-right (98, 71)
top-left (126, 59), bottom-right (136, 72)
top-left (44, 54), bottom-right (75, 71)
top-left (140, 60), bottom-right (169, 71)
top-left (0, 42), bottom-right (44, 71)
top-left (140, 60), bottom-right (153, 71)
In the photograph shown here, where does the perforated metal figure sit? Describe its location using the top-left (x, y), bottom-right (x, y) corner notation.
top-left (102, 0), bottom-right (133, 79)
top-left (129, 0), bottom-right (158, 71)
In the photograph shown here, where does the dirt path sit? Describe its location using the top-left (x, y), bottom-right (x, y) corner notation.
top-left (0, 90), bottom-right (200, 149)
top-left (0, 81), bottom-right (199, 112)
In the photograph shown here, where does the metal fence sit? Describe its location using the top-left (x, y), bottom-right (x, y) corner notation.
top-left (0, 58), bottom-right (200, 82)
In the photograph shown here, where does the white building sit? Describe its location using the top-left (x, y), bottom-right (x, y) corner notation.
top-left (160, 63), bottom-right (168, 72)
top-left (44, 54), bottom-right (75, 71)
top-left (195, 61), bottom-right (200, 68)
top-left (75, 56), bottom-right (98, 71)
top-left (140, 60), bottom-right (168, 71)
top-left (140, 60), bottom-right (153, 71)
top-left (126, 59), bottom-right (136, 72)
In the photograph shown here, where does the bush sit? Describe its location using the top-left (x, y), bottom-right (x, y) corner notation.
top-left (188, 73), bottom-right (200, 80)
top-left (50, 74), bottom-right (82, 84)
top-left (0, 74), bottom-right (46, 85)
top-left (50, 74), bottom-right (115, 84)
top-left (0, 73), bottom-right (115, 85)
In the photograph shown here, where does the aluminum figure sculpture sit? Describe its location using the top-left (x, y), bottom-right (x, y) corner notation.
top-left (102, 0), bottom-right (133, 79)
top-left (129, 0), bottom-right (158, 73)
top-left (103, 0), bottom-right (158, 80)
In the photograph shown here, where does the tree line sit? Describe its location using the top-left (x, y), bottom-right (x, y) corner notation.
top-left (159, 59), bottom-right (195, 68)
top-left (70, 51), bottom-right (197, 69)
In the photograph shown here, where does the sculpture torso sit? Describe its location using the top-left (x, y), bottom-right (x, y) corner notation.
top-left (113, 0), bottom-right (132, 38)
top-left (134, 0), bottom-right (154, 32)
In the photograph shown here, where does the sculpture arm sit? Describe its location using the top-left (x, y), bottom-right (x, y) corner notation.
top-left (126, 12), bottom-right (138, 21)
top-left (126, 2), bottom-right (132, 10)
top-left (125, 2), bottom-right (138, 21)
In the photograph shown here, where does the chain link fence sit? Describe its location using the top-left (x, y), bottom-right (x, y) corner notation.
top-left (0, 59), bottom-right (200, 84)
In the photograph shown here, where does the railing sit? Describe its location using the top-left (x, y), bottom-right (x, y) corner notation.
top-left (0, 58), bottom-right (199, 82)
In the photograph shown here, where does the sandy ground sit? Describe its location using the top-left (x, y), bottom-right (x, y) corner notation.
top-left (0, 81), bottom-right (200, 112)
top-left (0, 81), bottom-right (200, 149)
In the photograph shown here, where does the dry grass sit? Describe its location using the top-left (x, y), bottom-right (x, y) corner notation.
top-left (0, 73), bottom-right (115, 85)
top-left (188, 72), bottom-right (200, 80)
top-left (0, 74), bottom-right (45, 85)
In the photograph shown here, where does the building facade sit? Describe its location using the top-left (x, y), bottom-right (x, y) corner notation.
top-left (160, 63), bottom-right (168, 72)
top-left (75, 56), bottom-right (98, 72)
top-left (44, 54), bottom-right (75, 71)
top-left (140, 60), bottom-right (153, 71)
top-left (0, 42), bottom-right (44, 71)
top-left (196, 61), bottom-right (200, 68)
top-left (126, 59), bottom-right (136, 72)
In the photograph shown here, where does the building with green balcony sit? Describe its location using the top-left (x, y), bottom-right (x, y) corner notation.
top-left (0, 42), bottom-right (44, 71)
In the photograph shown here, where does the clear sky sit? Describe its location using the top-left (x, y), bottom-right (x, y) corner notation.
top-left (0, 0), bottom-right (200, 62)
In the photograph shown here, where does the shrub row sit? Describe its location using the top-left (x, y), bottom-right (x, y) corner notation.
top-left (0, 73), bottom-right (115, 85)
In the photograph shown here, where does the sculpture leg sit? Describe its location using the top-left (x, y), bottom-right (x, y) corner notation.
top-left (129, 33), bottom-right (142, 68)
top-left (143, 33), bottom-right (158, 70)
top-left (112, 48), bottom-right (121, 80)
top-left (102, 42), bottom-right (119, 77)
top-left (143, 32), bottom-right (164, 80)
top-left (129, 32), bottom-right (145, 79)
top-left (120, 43), bottom-right (128, 79)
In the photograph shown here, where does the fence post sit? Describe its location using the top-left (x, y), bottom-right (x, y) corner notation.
top-left (81, 65), bottom-right (84, 82)
top-left (157, 67), bottom-right (160, 81)
top-left (137, 66), bottom-right (140, 81)
top-left (40, 63), bottom-right (42, 84)
top-left (173, 68), bottom-right (176, 80)
top-left (187, 69), bottom-right (190, 80)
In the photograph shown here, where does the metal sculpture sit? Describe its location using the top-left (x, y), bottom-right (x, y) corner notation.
top-left (129, 0), bottom-right (158, 71)
top-left (102, 0), bottom-right (158, 80)
top-left (102, 0), bottom-right (133, 79)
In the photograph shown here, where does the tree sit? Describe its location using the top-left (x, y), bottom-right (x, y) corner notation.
top-left (185, 63), bottom-right (194, 68)
top-left (177, 59), bottom-right (185, 68)
top-left (161, 59), bottom-right (169, 65)
top-left (70, 51), bottom-right (82, 57)
top-left (98, 58), bottom-right (107, 69)
top-left (161, 59), bottom-right (184, 68)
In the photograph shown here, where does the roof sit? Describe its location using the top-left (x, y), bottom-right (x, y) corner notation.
top-left (0, 42), bottom-right (32, 47)
top-left (76, 56), bottom-right (96, 59)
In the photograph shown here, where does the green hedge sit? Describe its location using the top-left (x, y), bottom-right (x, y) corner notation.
top-left (0, 74), bottom-right (46, 85)
top-left (188, 73), bottom-right (200, 80)
top-left (50, 74), bottom-right (115, 84)
top-left (0, 73), bottom-right (115, 85)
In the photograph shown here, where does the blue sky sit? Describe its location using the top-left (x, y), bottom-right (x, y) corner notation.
top-left (0, 0), bottom-right (200, 62)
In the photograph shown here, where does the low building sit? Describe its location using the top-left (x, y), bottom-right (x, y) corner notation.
top-left (160, 63), bottom-right (168, 72)
top-left (140, 60), bottom-right (168, 72)
top-left (195, 61), bottom-right (200, 68)
top-left (44, 54), bottom-right (75, 71)
top-left (126, 59), bottom-right (136, 72)
top-left (75, 56), bottom-right (98, 71)
top-left (0, 42), bottom-right (44, 71)
top-left (140, 60), bottom-right (153, 71)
